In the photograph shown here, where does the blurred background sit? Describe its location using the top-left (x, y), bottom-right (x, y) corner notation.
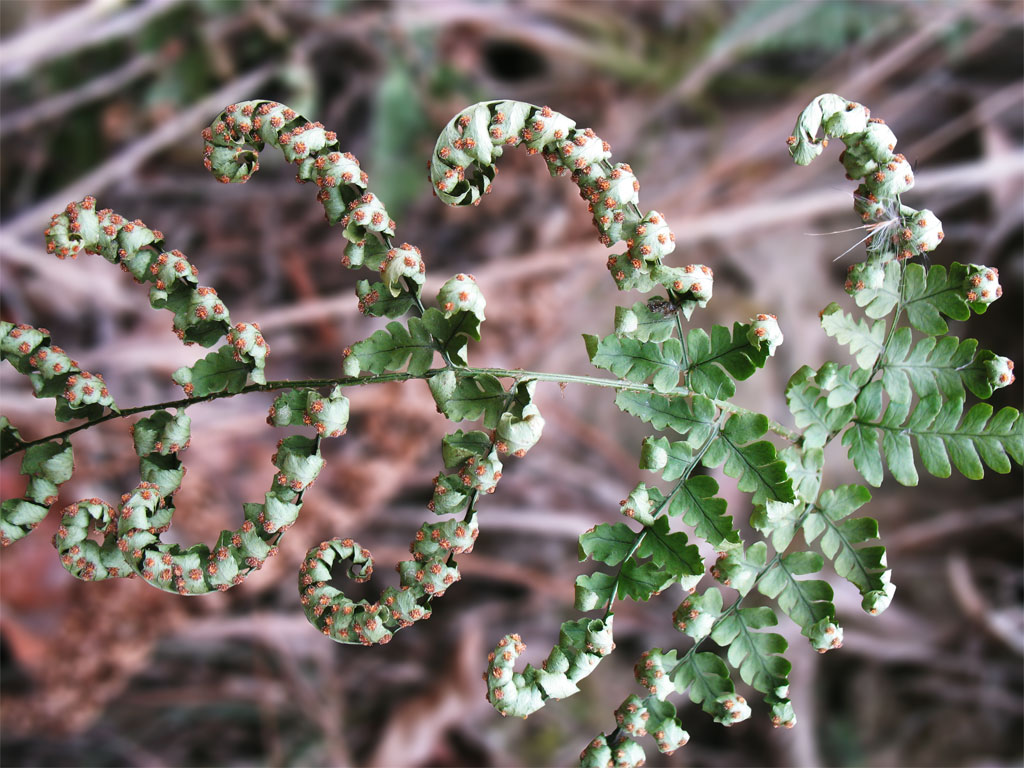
top-left (0, 1), bottom-right (1021, 766)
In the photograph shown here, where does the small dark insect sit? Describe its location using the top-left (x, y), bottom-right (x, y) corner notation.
top-left (647, 296), bottom-right (679, 316)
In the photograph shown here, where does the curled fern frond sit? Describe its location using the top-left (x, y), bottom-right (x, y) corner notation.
top-left (41, 198), bottom-right (269, 395)
top-left (101, 407), bottom-right (334, 593)
top-left (486, 618), bottom-right (616, 718)
top-left (202, 100), bottom-right (431, 313)
top-left (1, 321), bottom-right (117, 423)
top-left (299, 517), bottom-right (478, 645)
top-left (303, 378), bottom-right (543, 647)
top-left (788, 93), bottom-right (942, 263)
top-left (1, 437), bottom-right (74, 545)
top-left (430, 100), bottom-right (688, 295)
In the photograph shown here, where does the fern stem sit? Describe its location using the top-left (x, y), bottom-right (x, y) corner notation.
top-left (3, 366), bottom-right (800, 459)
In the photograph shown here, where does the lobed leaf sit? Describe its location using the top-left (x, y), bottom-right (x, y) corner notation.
top-left (702, 412), bottom-right (795, 505)
top-left (881, 328), bottom-right (994, 402)
top-left (350, 317), bottom-right (435, 375)
top-left (902, 262), bottom-right (971, 335)
top-left (636, 516), bottom-right (703, 584)
top-left (781, 445), bottom-right (824, 504)
top-left (673, 652), bottom-right (751, 725)
top-left (420, 307), bottom-right (481, 367)
top-left (673, 652), bottom-right (734, 708)
top-left (429, 371), bottom-right (506, 427)
top-left (853, 395), bottom-right (1024, 483)
top-left (667, 474), bottom-right (740, 547)
top-left (849, 259), bottom-right (901, 318)
top-left (617, 558), bottom-right (676, 602)
top-left (575, 571), bottom-right (617, 611)
top-left (819, 302), bottom-right (885, 370)
top-left (684, 322), bottom-right (770, 399)
top-left (711, 605), bottom-right (791, 695)
top-left (785, 365), bottom-right (855, 448)
top-left (172, 345), bottom-right (251, 397)
top-left (579, 522), bottom-right (635, 567)
top-left (584, 333), bottom-right (682, 393)
top-left (802, 485), bottom-right (890, 607)
top-left (757, 552), bottom-right (835, 632)
top-left (615, 390), bottom-right (717, 444)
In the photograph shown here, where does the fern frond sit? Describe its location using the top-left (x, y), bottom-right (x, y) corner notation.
top-left (579, 515), bottom-right (702, 605)
top-left (1, 321), bottom-right (118, 422)
top-left (702, 412), bottom-right (795, 505)
top-left (848, 389), bottom-right (1023, 483)
top-left (819, 302), bottom-right (885, 369)
top-left (614, 390), bottom-right (717, 444)
top-left (485, 617), bottom-right (615, 718)
top-left (881, 327), bottom-right (997, 402)
top-left (803, 485), bottom-right (894, 614)
top-left (584, 333), bottom-right (682, 393)
top-left (757, 552), bottom-right (833, 628)
top-left (711, 606), bottom-right (792, 702)
top-left (684, 322), bottom-right (770, 399)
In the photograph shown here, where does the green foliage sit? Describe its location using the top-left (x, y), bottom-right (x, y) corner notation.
top-left (786, 364), bottom-right (856, 448)
top-left (429, 370), bottom-right (506, 427)
top-left (668, 475), bottom-right (740, 547)
top-left (846, 390), bottom-right (1023, 485)
top-left (673, 652), bottom-right (751, 726)
top-left (350, 317), bottom-right (436, 375)
top-left (171, 345), bottom-right (252, 397)
top-left (0, 93), bottom-right (1020, 768)
top-left (757, 552), bottom-right (837, 635)
top-left (803, 485), bottom-right (894, 614)
top-left (881, 328), bottom-right (995, 402)
top-left (820, 302), bottom-right (885, 369)
top-left (585, 333), bottom-right (682, 393)
top-left (614, 389), bottom-right (717, 443)
top-left (577, 513), bottom-right (702, 607)
top-left (710, 606), bottom-right (791, 697)
top-left (683, 322), bottom-right (770, 398)
top-left (1, 321), bottom-right (118, 423)
top-left (702, 413), bottom-right (795, 505)
top-left (902, 261), bottom-right (973, 334)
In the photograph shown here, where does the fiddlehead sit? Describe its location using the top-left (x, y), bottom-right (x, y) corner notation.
top-left (430, 100), bottom-right (714, 309)
top-left (41, 196), bottom-right (270, 394)
top-left (202, 100), bottom-right (432, 307)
